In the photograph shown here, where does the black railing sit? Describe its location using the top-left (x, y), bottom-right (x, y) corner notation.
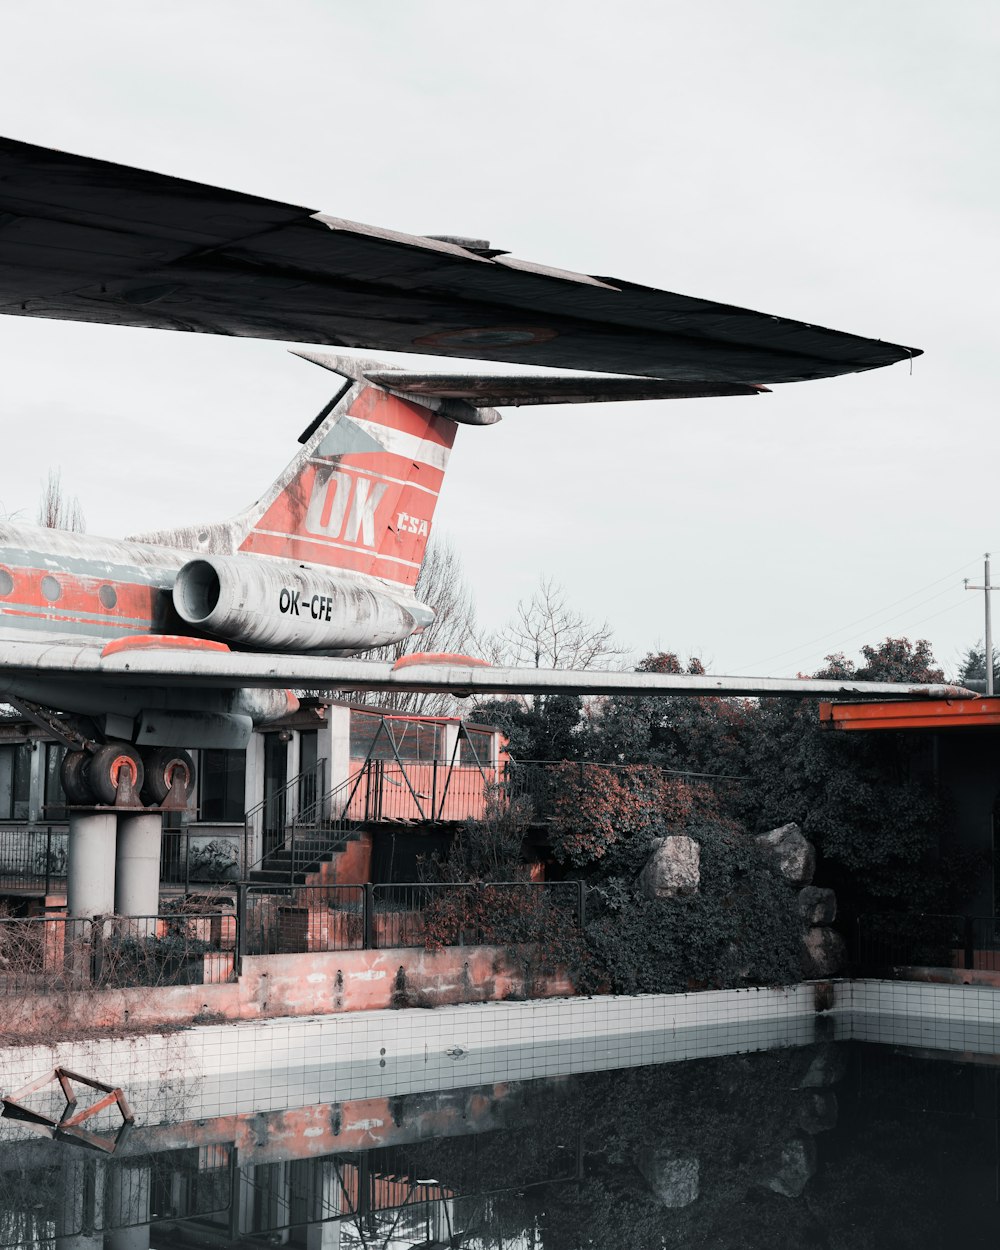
top-left (0, 826), bottom-right (68, 892)
top-left (244, 756), bottom-right (328, 861)
top-left (505, 758), bottom-right (745, 822)
top-left (236, 880), bottom-right (585, 956)
top-left (0, 911), bottom-right (236, 993)
top-left (241, 883), bottom-right (366, 955)
top-left (857, 913), bottom-right (1000, 976)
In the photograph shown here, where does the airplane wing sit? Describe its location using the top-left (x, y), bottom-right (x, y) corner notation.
top-left (0, 636), bottom-right (972, 701)
top-left (0, 136), bottom-right (919, 384)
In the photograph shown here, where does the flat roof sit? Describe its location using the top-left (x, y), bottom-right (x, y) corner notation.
top-left (820, 697), bottom-right (1000, 732)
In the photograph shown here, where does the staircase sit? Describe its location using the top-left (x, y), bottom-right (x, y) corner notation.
top-left (246, 769), bottom-right (370, 888)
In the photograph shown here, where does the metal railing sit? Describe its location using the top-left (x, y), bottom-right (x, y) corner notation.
top-left (244, 756), bottom-right (328, 860)
top-left (0, 826), bottom-right (68, 892)
top-left (0, 910), bottom-right (236, 994)
top-left (857, 913), bottom-right (1000, 975)
top-left (236, 880), bottom-right (585, 957)
top-left (240, 884), bottom-right (366, 955)
top-left (505, 758), bottom-right (746, 821)
top-left (371, 880), bottom-right (583, 950)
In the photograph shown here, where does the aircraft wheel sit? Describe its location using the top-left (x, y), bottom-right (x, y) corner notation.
top-left (140, 747), bottom-right (195, 806)
top-left (85, 742), bottom-right (144, 806)
top-left (60, 750), bottom-right (95, 805)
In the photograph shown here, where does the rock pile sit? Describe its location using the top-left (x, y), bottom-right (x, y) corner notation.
top-left (755, 822), bottom-right (845, 977)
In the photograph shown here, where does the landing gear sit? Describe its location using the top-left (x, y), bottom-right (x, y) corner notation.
top-left (60, 750), bottom-right (94, 805)
top-left (140, 747), bottom-right (195, 806)
top-left (86, 742), bottom-right (144, 806)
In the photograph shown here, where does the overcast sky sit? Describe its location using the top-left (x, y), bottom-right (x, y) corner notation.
top-left (0, 0), bottom-right (997, 679)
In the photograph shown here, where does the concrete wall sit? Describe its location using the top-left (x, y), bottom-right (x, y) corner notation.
top-left (0, 943), bottom-right (574, 1039)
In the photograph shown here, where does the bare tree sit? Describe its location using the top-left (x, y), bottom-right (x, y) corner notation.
top-left (357, 532), bottom-right (479, 715)
top-left (483, 575), bottom-right (628, 671)
top-left (37, 468), bottom-right (85, 532)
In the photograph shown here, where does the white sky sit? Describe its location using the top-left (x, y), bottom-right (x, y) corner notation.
top-left (0, 0), bottom-right (997, 679)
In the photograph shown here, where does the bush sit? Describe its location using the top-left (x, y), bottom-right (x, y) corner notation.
top-left (584, 820), bottom-right (801, 994)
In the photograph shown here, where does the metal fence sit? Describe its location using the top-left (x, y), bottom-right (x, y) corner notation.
top-left (0, 826), bottom-right (68, 892)
top-left (505, 759), bottom-right (745, 821)
top-left (857, 913), bottom-right (1000, 975)
top-left (0, 881), bottom-right (584, 990)
top-left (241, 884), bottom-right (366, 955)
top-left (239, 880), bottom-right (584, 956)
top-left (0, 911), bottom-right (236, 994)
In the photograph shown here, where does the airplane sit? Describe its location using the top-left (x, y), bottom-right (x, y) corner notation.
top-left (0, 136), bottom-right (968, 809)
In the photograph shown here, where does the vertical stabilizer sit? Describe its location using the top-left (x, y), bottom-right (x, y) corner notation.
top-left (132, 356), bottom-right (459, 589)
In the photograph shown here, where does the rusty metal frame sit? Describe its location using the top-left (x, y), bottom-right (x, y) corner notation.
top-left (2, 1065), bottom-right (134, 1134)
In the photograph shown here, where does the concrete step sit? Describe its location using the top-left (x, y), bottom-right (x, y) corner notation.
top-left (248, 869), bottom-right (308, 885)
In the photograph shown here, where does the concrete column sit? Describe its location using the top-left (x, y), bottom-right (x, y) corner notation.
top-left (325, 704), bottom-right (352, 816)
top-left (305, 1160), bottom-right (343, 1249)
top-left (115, 814), bottom-right (163, 918)
top-left (285, 732), bottom-right (301, 824)
top-left (244, 733), bottom-right (265, 864)
top-left (67, 812), bottom-right (117, 917)
top-left (104, 1163), bottom-right (151, 1250)
top-left (442, 722), bottom-right (460, 764)
top-left (57, 1156), bottom-right (105, 1250)
top-left (28, 737), bottom-right (44, 824)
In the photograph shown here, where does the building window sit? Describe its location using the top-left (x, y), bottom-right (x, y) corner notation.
top-left (199, 750), bottom-right (246, 823)
top-left (349, 710), bottom-right (443, 762)
top-left (461, 728), bottom-right (493, 767)
top-left (0, 743), bottom-right (32, 820)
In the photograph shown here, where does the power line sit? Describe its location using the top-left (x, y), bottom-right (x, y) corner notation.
top-left (738, 555), bottom-right (980, 671)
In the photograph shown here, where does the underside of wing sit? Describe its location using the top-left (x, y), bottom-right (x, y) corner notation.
top-left (0, 636), bottom-right (972, 702)
top-left (0, 136), bottom-right (919, 384)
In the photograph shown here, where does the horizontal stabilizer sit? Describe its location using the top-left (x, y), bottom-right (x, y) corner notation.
top-left (0, 135), bottom-right (920, 384)
top-left (362, 371), bottom-right (767, 406)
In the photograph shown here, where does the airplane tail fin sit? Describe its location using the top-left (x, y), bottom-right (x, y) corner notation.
top-left (132, 352), bottom-right (763, 588)
top-left (134, 353), bottom-right (479, 590)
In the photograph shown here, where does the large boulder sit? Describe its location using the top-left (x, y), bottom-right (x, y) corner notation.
top-left (798, 886), bottom-right (837, 925)
top-left (802, 926), bottom-right (847, 978)
top-left (639, 835), bottom-right (701, 900)
top-left (756, 822), bottom-right (815, 886)
top-left (639, 1154), bottom-right (700, 1208)
top-left (761, 1135), bottom-right (817, 1198)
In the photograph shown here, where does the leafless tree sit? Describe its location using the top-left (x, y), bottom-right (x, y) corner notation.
top-left (37, 468), bottom-right (85, 532)
top-left (355, 532), bottom-right (480, 715)
top-left (483, 575), bottom-right (628, 671)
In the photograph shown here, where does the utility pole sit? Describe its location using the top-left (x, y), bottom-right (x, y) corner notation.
top-left (965, 553), bottom-right (1000, 695)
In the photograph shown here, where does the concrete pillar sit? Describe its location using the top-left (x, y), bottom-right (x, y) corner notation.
top-left (325, 704), bottom-right (352, 816)
top-left (115, 814), bottom-right (163, 918)
top-left (104, 1163), bottom-right (151, 1250)
top-left (442, 722), bottom-right (460, 764)
top-left (305, 1160), bottom-right (343, 1249)
top-left (244, 734), bottom-right (265, 864)
top-left (28, 736), bottom-right (43, 824)
top-left (57, 1156), bottom-right (105, 1250)
top-left (285, 731), bottom-right (301, 824)
top-left (67, 813), bottom-right (117, 918)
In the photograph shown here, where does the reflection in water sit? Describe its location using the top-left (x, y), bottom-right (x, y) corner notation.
top-left (3, 1040), bottom-right (1000, 1248)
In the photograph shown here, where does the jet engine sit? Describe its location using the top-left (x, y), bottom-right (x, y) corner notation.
top-left (172, 554), bottom-right (431, 652)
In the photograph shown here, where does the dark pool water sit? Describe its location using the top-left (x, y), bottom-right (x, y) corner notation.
top-left (3, 1038), bottom-right (1000, 1248)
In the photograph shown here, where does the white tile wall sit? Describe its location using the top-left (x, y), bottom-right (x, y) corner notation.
top-left (6, 978), bottom-right (1000, 1137)
top-left (0, 984), bottom-right (818, 1130)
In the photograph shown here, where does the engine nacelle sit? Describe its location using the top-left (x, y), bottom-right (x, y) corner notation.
top-left (172, 555), bottom-right (431, 652)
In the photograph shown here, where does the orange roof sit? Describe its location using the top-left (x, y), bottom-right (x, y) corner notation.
top-left (819, 697), bottom-right (1000, 732)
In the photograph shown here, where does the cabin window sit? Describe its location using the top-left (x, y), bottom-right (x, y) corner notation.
top-left (40, 575), bottom-right (61, 602)
top-left (98, 585), bottom-right (117, 610)
top-left (0, 568), bottom-right (13, 596)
